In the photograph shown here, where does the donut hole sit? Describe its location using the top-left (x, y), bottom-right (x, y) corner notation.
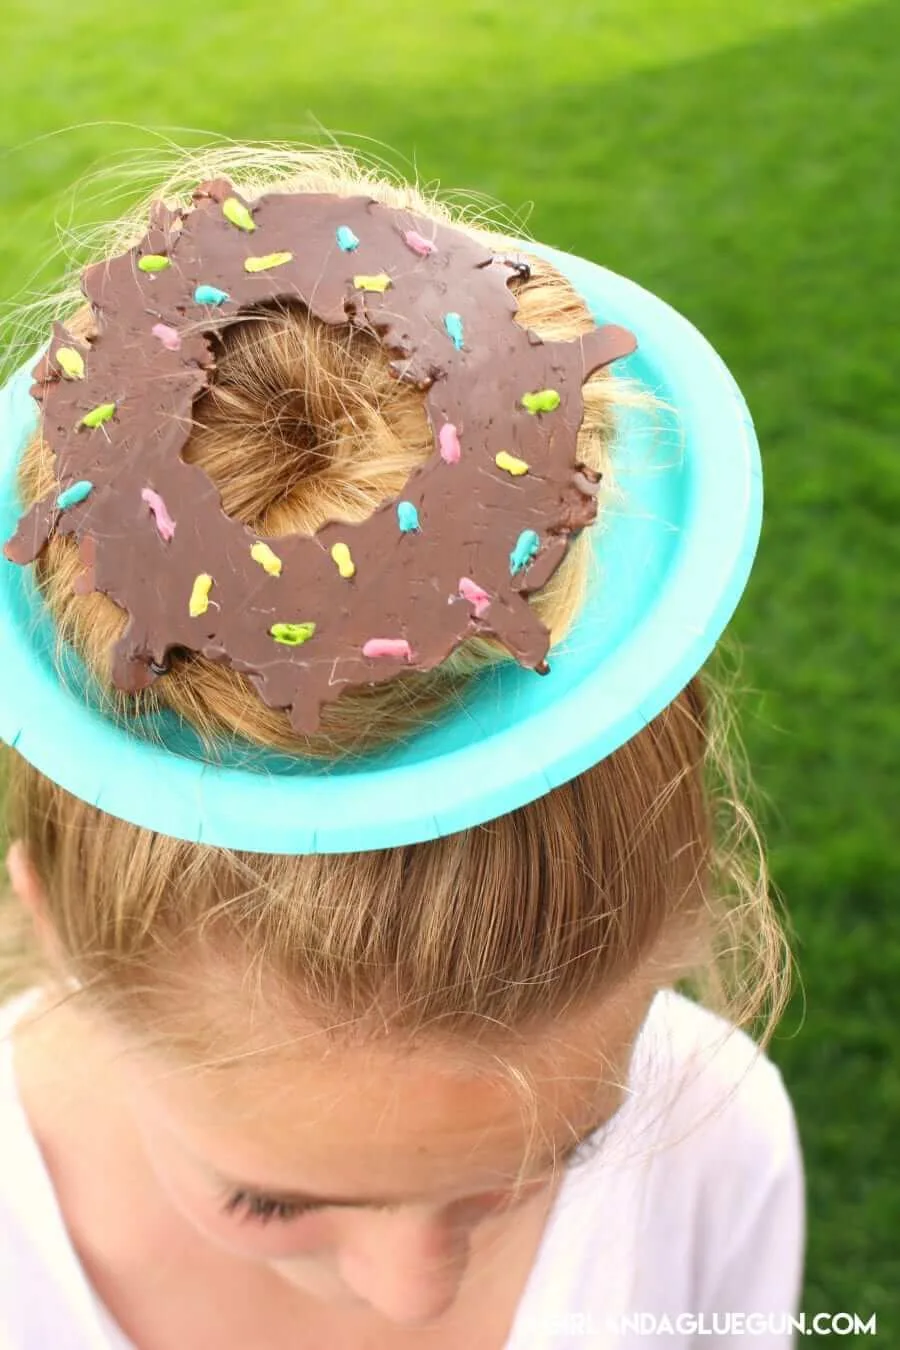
top-left (185, 299), bottom-right (434, 539)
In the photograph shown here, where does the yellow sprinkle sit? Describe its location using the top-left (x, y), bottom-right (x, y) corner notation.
top-left (189, 573), bottom-right (213, 617)
top-left (244, 251), bottom-right (294, 273)
top-left (495, 451), bottom-right (530, 477)
top-left (353, 273), bottom-right (392, 293)
top-left (331, 542), bottom-right (355, 579)
top-left (56, 347), bottom-right (85, 380)
top-left (222, 197), bottom-right (256, 232)
top-left (251, 541), bottom-right (283, 576)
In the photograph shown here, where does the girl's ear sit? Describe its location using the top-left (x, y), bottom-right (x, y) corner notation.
top-left (5, 840), bottom-right (42, 911)
top-left (5, 840), bottom-right (64, 967)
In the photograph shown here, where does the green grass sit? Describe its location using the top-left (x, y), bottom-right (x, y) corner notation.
top-left (1, 0), bottom-right (898, 1332)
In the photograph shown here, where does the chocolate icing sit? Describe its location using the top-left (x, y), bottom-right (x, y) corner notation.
top-left (3, 177), bottom-right (637, 735)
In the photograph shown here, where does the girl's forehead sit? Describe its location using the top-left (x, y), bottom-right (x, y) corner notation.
top-left (124, 972), bottom-right (654, 1169)
top-left (134, 957), bottom-right (654, 1096)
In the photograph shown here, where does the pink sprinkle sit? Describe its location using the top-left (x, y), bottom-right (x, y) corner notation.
top-left (142, 488), bottom-right (176, 542)
top-left (151, 323), bottom-right (182, 351)
top-left (439, 423), bottom-right (461, 464)
top-left (403, 229), bottom-right (437, 257)
top-left (363, 638), bottom-right (413, 661)
top-left (458, 577), bottom-right (492, 618)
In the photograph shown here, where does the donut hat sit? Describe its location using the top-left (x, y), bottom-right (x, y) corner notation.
top-left (0, 178), bottom-right (763, 853)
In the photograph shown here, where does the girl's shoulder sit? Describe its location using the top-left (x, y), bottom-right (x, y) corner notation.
top-left (0, 986), bottom-right (136, 1350)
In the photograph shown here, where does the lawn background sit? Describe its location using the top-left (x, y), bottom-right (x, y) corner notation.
top-left (1, 0), bottom-right (897, 1334)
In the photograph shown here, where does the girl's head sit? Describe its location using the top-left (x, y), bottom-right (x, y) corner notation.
top-left (1, 145), bottom-right (788, 1325)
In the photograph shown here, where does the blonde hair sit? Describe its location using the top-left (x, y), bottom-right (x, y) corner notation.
top-left (0, 143), bottom-right (790, 1091)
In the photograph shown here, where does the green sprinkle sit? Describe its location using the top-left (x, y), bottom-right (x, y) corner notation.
top-left (79, 402), bottom-right (116, 429)
top-left (138, 254), bottom-right (171, 273)
top-left (222, 197), bottom-right (256, 232)
top-left (270, 622), bottom-right (316, 646)
top-left (510, 529), bottom-right (540, 575)
top-left (521, 389), bottom-right (561, 414)
top-left (56, 480), bottom-right (94, 510)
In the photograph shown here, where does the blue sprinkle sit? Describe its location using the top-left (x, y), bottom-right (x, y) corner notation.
top-left (336, 225), bottom-right (360, 251)
top-left (510, 529), bottom-right (540, 575)
top-left (194, 284), bottom-right (230, 306)
top-left (397, 500), bottom-right (420, 533)
top-left (56, 480), bottom-right (94, 510)
top-left (443, 312), bottom-right (464, 350)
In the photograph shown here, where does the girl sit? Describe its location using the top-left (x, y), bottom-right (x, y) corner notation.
top-left (0, 145), bottom-right (804, 1349)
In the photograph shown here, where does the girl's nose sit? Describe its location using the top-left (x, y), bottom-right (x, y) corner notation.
top-left (336, 1208), bottom-right (475, 1325)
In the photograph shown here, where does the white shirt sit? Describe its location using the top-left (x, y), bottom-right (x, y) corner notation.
top-left (0, 988), bottom-right (804, 1349)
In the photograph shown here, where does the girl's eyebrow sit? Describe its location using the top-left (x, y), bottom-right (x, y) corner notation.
top-left (221, 1120), bottom-right (609, 1211)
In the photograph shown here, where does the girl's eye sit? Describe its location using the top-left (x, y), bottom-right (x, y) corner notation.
top-left (222, 1189), bottom-right (321, 1225)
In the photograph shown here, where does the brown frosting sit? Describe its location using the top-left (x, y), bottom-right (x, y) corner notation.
top-left (3, 177), bottom-right (637, 735)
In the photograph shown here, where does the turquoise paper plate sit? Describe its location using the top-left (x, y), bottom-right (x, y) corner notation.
top-left (0, 240), bottom-right (762, 853)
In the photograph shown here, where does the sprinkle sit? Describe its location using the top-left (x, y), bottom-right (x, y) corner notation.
top-left (189, 573), bottom-right (214, 618)
top-left (56, 480), bottom-right (93, 510)
top-left (439, 423), bottom-right (461, 464)
top-left (363, 639), bottom-right (413, 661)
top-left (56, 347), bottom-right (85, 380)
top-left (521, 388), bottom-right (561, 414)
top-left (331, 542), bottom-right (356, 579)
top-left (222, 197), bottom-right (256, 232)
top-left (403, 229), bottom-right (437, 256)
top-left (138, 254), bottom-right (171, 273)
top-left (194, 284), bottom-right (230, 306)
top-left (270, 622), bottom-right (316, 646)
top-left (151, 323), bottom-right (182, 351)
top-left (79, 402), bottom-right (116, 429)
top-left (495, 451), bottom-right (530, 477)
top-left (397, 501), bottom-right (420, 533)
top-left (443, 312), bottom-right (464, 349)
top-left (244, 251), bottom-right (293, 273)
top-left (336, 225), bottom-right (360, 251)
top-left (251, 541), bottom-right (282, 576)
top-left (510, 529), bottom-right (541, 575)
top-left (458, 577), bottom-right (491, 617)
top-left (353, 273), bottom-right (392, 293)
top-left (142, 488), bottom-right (176, 542)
